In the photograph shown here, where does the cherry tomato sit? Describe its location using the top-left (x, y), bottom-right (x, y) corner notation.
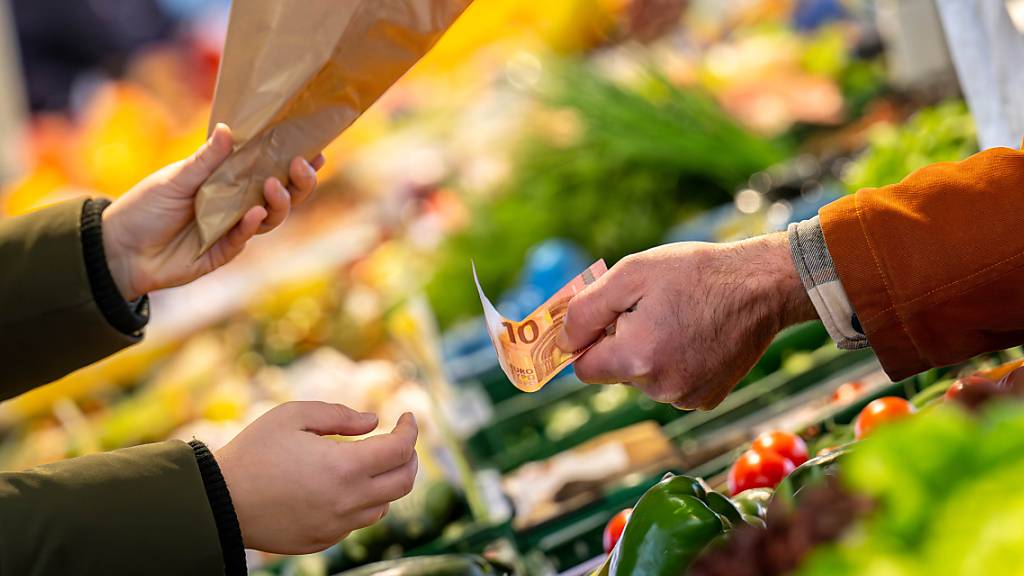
top-left (728, 449), bottom-right (795, 496)
top-left (945, 374), bottom-right (1012, 410)
top-left (602, 508), bottom-right (632, 553)
top-left (944, 375), bottom-right (997, 402)
top-left (831, 380), bottom-right (866, 405)
top-left (854, 397), bottom-right (916, 440)
top-left (751, 430), bottom-right (809, 468)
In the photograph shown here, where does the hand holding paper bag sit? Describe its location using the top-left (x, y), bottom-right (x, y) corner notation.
top-left (195, 0), bottom-right (473, 253)
top-left (101, 125), bottom-right (324, 302)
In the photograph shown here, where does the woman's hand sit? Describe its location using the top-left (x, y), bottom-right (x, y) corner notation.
top-left (214, 402), bottom-right (419, 554)
top-left (100, 124), bottom-right (325, 301)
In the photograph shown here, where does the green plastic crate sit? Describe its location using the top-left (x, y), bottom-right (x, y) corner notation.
top-left (515, 471), bottom-right (672, 573)
top-left (465, 378), bottom-right (680, 473)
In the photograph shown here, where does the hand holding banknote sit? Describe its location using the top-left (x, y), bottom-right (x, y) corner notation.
top-left (556, 237), bottom-right (816, 409)
top-left (475, 260), bottom-right (607, 392)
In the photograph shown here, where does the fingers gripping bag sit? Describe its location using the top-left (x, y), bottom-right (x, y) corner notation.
top-left (195, 0), bottom-right (473, 254)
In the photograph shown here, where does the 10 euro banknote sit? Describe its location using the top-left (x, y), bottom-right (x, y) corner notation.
top-left (473, 261), bottom-right (608, 392)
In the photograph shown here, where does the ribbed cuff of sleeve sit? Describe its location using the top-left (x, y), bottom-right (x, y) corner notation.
top-left (190, 440), bottom-right (247, 576)
top-left (788, 216), bottom-right (869, 350)
top-left (80, 199), bottom-right (150, 336)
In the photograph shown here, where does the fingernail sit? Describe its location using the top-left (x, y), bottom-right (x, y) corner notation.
top-left (556, 329), bottom-right (571, 352)
top-left (210, 124), bottom-right (231, 147)
top-left (304, 160), bottom-right (317, 180)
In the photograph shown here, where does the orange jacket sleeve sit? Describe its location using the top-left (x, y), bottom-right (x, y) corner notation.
top-left (820, 145), bottom-right (1024, 380)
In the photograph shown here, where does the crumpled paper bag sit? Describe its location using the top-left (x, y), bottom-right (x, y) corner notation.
top-left (195, 0), bottom-right (472, 253)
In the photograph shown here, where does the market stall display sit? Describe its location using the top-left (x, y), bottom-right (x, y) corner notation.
top-left (601, 509), bottom-right (632, 554)
top-left (1, 0), bottom-right (1012, 574)
top-left (597, 475), bottom-right (740, 576)
top-left (689, 360), bottom-right (1024, 576)
top-left (333, 554), bottom-right (508, 576)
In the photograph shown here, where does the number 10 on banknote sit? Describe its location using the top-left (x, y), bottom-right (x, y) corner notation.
top-left (473, 261), bottom-right (608, 392)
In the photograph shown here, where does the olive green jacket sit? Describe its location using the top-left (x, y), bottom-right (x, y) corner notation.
top-left (0, 200), bottom-right (228, 575)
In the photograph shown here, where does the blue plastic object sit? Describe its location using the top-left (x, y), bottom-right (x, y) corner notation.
top-left (441, 239), bottom-right (591, 384)
top-left (520, 240), bottom-right (592, 300)
top-left (793, 0), bottom-right (847, 31)
top-left (157, 0), bottom-right (229, 19)
top-left (664, 203), bottom-right (739, 243)
top-left (786, 185), bottom-right (845, 223)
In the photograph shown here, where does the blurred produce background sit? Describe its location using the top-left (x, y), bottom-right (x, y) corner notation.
top-left (1, 0), bottom-right (1012, 574)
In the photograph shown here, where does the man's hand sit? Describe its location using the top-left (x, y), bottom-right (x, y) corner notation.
top-left (558, 233), bottom-right (817, 410)
top-left (215, 402), bottom-right (419, 554)
top-left (101, 124), bottom-right (325, 301)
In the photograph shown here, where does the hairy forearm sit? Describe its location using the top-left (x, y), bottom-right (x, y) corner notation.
top-left (738, 232), bottom-right (818, 331)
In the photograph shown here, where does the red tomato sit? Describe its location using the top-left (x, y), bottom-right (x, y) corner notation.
top-left (603, 508), bottom-right (632, 553)
top-left (751, 430), bottom-right (809, 468)
top-left (831, 380), bottom-right (866, 405)
top-left (944, 380), bottom-right (965, 402)
top-left (854, 397), bottom-right (916, 440)
top-left (945, 375), bottom-right (997, 402)
top-left (728, 449), bottom-right (796, 496)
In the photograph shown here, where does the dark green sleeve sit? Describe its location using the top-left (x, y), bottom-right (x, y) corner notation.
top-left (0, 440), bottom-right (226, 575)
top-left (0, 199), bottom-right (139, 400)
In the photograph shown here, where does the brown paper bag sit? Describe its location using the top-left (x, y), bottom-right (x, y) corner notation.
top-left (195, 0), bottom-right (473, 254)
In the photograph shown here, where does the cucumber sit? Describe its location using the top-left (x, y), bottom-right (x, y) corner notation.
top-left (387, 480), bottom-right (463, 547)
top-left (911, 380), bottom-right (953, 409)
top-left (340, 520), bottom-right (392, 564)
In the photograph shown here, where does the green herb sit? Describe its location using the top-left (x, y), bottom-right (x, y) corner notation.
top-left (428, 59), bottom-right (785, 327)
top-left (843, 100), bottom-right (977, 194)
top-left (798, 402), bottom-right (1024, 576)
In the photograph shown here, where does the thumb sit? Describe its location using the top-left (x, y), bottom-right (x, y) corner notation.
top-left (285, 402), bottom-right (379, 437)
top-left (558, 259), bottom-right (642, 354)
top-left (171, 123), bottom-right (234, 193)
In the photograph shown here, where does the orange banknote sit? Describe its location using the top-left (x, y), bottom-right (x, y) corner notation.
top-left (474, 260), bottom-right (608, 392)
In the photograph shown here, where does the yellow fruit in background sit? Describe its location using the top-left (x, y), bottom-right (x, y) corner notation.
top-left (161, 110), bottom-right (210, 168)
top-left (71, 84), bottom-right (175, 197)
top-left (1, 165), bottom-right (73, 216)
top-left (202, 384), bottom-right (249, 423)
top-left (250, 274), bottom-right (333, 318)
top-left (1, 82), bottom-right (209, 215)
top-left (421, 0), bottom-right (614, 72)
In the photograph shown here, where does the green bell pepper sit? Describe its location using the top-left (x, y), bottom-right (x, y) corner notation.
top-left (773, 444), bottom-right (851, 512)
top-left (607, 475), bottom-right (727, 576)
top-left (730, 487), bottom-right (772, 521)
top-left (741, 514), bottom-right (766, 529)
top-left (704, 491), bottom-right (743, 528)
